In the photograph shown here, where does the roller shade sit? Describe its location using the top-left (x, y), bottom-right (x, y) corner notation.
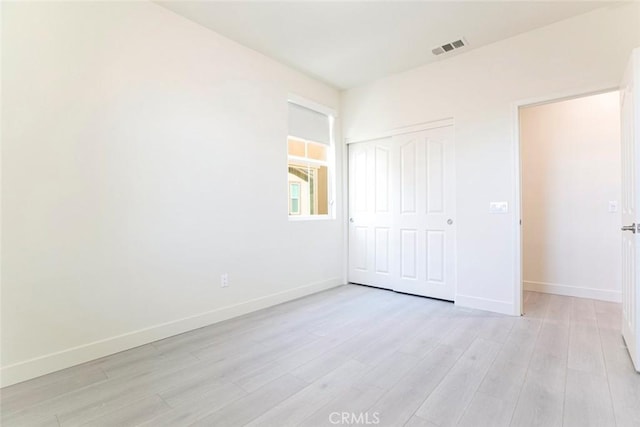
top-left (288, 102), bottom-right (331, 145)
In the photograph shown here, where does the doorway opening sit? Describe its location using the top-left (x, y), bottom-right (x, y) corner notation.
top-left (518, 90), bottom-right (622, 316)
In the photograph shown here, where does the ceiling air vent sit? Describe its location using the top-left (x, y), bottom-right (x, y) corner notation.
top-left (432, 38), bottom-right (467, 56)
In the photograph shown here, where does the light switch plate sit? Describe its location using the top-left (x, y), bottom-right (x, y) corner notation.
top-left (489, 201), bottom-right (509, 214)
top-left (608, 201), bottom-right (618, 213)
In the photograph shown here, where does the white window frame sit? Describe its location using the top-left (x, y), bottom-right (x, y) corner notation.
top-left (287, 95), bottom-right (336, 221)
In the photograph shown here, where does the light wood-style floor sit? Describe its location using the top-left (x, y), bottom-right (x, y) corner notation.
top-left (1, 285), bottom-right (638, 427)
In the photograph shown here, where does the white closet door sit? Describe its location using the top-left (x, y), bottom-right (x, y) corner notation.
top-left (620, 49), bottom-right (640, 372)
top-left (348, 126), bottom-right (456, 301)
top-left (348, 137), bottom-right (395, 290)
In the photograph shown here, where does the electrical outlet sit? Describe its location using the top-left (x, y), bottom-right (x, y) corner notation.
top-left (220, 273), bottom-right (229, 288)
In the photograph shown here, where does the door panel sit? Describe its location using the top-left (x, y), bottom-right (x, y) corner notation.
top-left (400, 140), bottom-right (417, 214)
top-left (426, 230), bottom-right (445, 283)
top-left (348, 126), bottom-right (456, 301)
top-left (353, 226), bottom-right (368, 271)
top-left (427, 140), bottom-right (445, 214)
top-left (375, 147), bottom-right (390, 213)
top-left (375, 227), bottom-right (390, 274)
top-left (400, 229), bottom-right (418, 279)
top-left (353, 149), bottom-right (368, 213)
top-left (621, 49), bottom-right (640, 372)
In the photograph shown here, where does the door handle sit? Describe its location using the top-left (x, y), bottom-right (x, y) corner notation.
top-left (621, 223), bottom-right (637, 233)
top-left (349, 218), bottom-right (355, 223)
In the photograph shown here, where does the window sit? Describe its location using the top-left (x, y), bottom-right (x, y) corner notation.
top-left (289, 182), bottom-right (301, 215)
top-left (287, 99), bottom-right (334, 218)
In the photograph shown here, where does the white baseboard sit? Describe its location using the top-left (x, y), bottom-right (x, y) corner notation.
top-left (1, 278), bottom-right (342, 388)
top-left (523, 281), bottom-right (621, 303)
top-left (455, 294), bottom-right (517, 316)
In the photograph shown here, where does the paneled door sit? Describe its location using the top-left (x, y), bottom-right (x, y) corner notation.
top-left (621, 48), bottom-right (640, 372)
top-left (348, 126), bottom-right (456, 301)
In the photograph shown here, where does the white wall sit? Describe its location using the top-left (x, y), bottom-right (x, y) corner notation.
top-left (1, 1), bottom-right (342, 386)
top-left (342, 3), bottom-right (640, 315)
top-left (521, 92), bottom-right (621, 302)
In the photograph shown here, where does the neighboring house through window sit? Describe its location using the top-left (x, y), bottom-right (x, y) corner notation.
top-left (289, 182), bottom-right (301, 215)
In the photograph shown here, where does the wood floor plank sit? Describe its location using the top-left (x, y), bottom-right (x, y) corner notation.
top-left (510, 353), bottom-right (566, 427)
top-left (596, 311), bottom-right (623, 332)
top-left (534, 321), bottom-right (570, 361)
top-left (523, 291), bottom-right (550, 319)
top-left (403, 414), bottom-right (439, 427)
top-left (289, 346), bottom-right (354, 384)
top-left (437, 316), bottom-right (483, 353)
top-left (158, 378), bottom-right (245, 408)
top-left (594, 299), bottom-right (622, 331)
top-left (13, 344), bottom-right (236, 426)
top-left (563, 368), bottom-right (616, 427)
top-left (357, 351), bottom-right (421, 390)
top-left (544, 293), bottom-right (572, 325)
top-left (396, 313), bottom-right (455, 358)
top-left (607, 370), bottom-right (640, 427)
top-left (477, 358), bottom-right (528, 403)
top-left (0, 413), bottom-right (61, 427)
top-left (457, 392), bottom-right (515, 427)
top-left (1, 362), bottom-right (106, 404)
top-left (87, 344), bottom-right (160, 374)
top-left (570, 296), bottom-right (598, 328)
top-left (415, 338), bottom-right (500, 426)
top-left (298, 383), bottom-right (386, 427)
top-left (0, 367), bottom-right (107, 416)
top-left (191, 329), bottom-right (321, 385)
top-left (244, 359), bottom-right (369, 427)
top-left (353, 318), bottom-right (424, 367)
top-left (80, 395), bottom-right (170, 427)
top-left (289, 300), bottom-right (412, 383)
top-left (567, 323), bottom-right (606, 375)
top-left (600, 328), bottom-right (637, 375)
top-left (476, 315), bottom-right (517, 344)
top-left (231, 335), bottom-right (350, 393)
top-left (370, 344), bottom-right (463, 426)
top-left (54, 363), bottom-right (211, 425)
top-left (101, 350), bottom-right (199, 379)
top-left (494, 317), bottom-right (542, 367)
top-left (189, 374), bottom-right (308, 426)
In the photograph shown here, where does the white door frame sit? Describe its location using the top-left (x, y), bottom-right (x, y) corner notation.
top-left (345, 118), bottom-right (454, 144)
top-left (512, 85), bottom-right (619, 315)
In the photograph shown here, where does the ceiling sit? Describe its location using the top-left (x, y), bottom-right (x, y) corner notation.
top-left (158, 1), bottom-right (614, 89)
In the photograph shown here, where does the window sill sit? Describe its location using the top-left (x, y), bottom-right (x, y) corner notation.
top-left (288, 215), bottom-right (334, 222)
